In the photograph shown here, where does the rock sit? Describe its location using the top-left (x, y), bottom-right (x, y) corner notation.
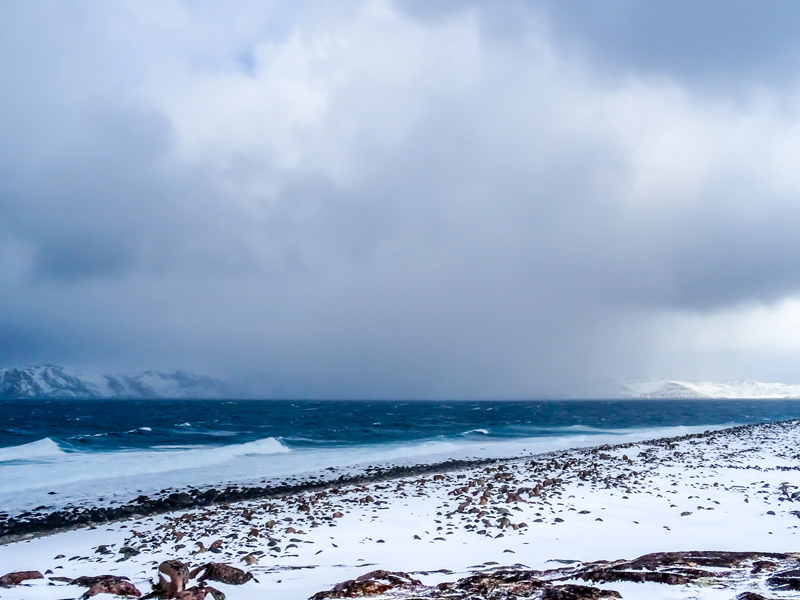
top-left (576, 551), bottom-right (791, 587)
top-left (154, 560), bottom-right (190, 598)
top-left (83, 577), bottom-right (142, 598)
top-left (176, 585), bottom-right (225, 600)
top-left (310, 570), bottom-right (422, 599)
top-left (166, 493), bottom-right (194, 508)
top-left (768, 568), bottom-right (800, 591)
top-left (71, 575), bottom-right (131, 587)
top-left (118, 546), bottom-right (140, 559)
top-left (752, 561), bottom-right (778, 574)
top-left (189, 563), bottom-right (254, 585)
top-left (542, 584), bottom-right (622, 599)
top-left (0, 570), bottom-right (44, 586)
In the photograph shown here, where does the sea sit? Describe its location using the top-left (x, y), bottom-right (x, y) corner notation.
top-left (1, 399), bottom-right (799, 517)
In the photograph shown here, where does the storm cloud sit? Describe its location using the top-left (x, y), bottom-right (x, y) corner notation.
top-left (2, 1), bottom-right (800, 397)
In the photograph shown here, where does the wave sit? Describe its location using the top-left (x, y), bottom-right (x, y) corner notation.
top-left (459, 429), bottom-right (490, 436)
top-left (126, 427), bottom-right (153, 434)
top-left (211, 436), bottom-right (290, 459)
top-left (0, 436), bottom-right (291, 497)
top-left (0, 438), bottom-right (65, 462)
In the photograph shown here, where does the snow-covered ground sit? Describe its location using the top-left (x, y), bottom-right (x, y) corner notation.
top-left (1, 421), bottom-right (799, 599)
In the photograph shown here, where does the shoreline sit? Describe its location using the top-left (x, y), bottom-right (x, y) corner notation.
top-left (0, 421), bottom-right (767, 543)
top-left (1, 419), bottom-right (799, 599)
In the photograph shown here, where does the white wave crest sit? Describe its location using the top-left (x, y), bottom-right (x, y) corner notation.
top-left (0, 436), bottom-right (291, 496)
top-left (0, 438), bottom-right (65, 462)
top-left (212, 436), bottom-right (291, 459)
top-left (460, 429), bottom-right (490, 435)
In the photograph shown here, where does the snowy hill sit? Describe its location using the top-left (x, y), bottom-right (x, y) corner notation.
top-left (583, 378), bottom-right (800, 399)
top-left (0, 366), bottom-right (230, 399)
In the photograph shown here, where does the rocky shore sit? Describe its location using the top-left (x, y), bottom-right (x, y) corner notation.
top-left (1, 420), bottom-right (799, 599)
top-left (0, 457), bottom-right (500, 541)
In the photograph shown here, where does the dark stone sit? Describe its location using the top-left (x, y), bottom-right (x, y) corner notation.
top-left (71, 575), bottom-right (130, 587)
top-left (768, 568), bottom-right (800, 591)
top-left (118, 546), bottom-right (140, 559)
top-left (542, 584), bottom-right (621, 600)
top-left (166, 493), bottom-right (193, 508)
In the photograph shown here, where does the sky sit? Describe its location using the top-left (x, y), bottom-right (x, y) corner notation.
top-left (2, 0), bottom-right (800, 398)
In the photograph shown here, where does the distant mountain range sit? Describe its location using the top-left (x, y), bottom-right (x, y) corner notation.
top-left (0, 365), bottom-right (230, 399)
top-left (578, 378), bottom-right (800, 399)
top-left (2, 366), bottom-right (800, 399)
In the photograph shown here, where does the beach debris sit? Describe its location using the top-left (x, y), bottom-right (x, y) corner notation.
top-left (0, 570), bottom-right (44, 586)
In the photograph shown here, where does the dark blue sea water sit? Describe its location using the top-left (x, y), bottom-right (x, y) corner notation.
top-left (1, 399), bottom-right (799, 516)
top-left (3, 398), bottom-right (800, 450)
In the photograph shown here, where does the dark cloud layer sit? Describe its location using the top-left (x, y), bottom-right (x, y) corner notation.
top-left (1, 1), bottom-right (800, 396)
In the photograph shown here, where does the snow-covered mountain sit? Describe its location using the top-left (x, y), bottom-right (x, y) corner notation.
top-left (582, 378), bottom-right (800, 399)
top-left (0, 365), bottom-right (231, 399)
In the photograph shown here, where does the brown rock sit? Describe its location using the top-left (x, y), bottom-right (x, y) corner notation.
top-left (83, 577), bottom-right (142, 598)
top-left (176, 585), bottom-right (225, 600)
top-left (542, 584), bottom-right (621, 600)
top-left (310, 570), bottom-right (422, 599)
top-left (155, 560), bottom-right (190, 598)
top-left (240, 554), bottom-right (258, 566)
top-left (189, 563), bottom-right (254, 585)
top-left (72, 575), bottom-right (130, 587)
top-left (0, 571), bottom-right (44, 586)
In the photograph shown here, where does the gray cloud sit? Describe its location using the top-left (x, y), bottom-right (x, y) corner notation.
top-left (1, 1), bottom-right (800, 396)
top-left (396, 0), bottom-right (800, 88)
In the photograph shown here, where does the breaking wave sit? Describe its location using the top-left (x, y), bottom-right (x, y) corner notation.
top-left (0, 438), bottom-right (65, 462)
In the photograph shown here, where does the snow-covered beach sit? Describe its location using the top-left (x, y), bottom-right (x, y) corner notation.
top-left (2, 420), bottom-right (799, 599)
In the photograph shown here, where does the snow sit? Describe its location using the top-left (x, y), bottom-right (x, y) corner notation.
top-left (4, 365), bottom-right (800, 399)
top-left (0, 366), bottom-right (227, 399)
top-left (2, 420), bottom-right (799, 599)
top-left (586, 377), bottom-right (800, 398)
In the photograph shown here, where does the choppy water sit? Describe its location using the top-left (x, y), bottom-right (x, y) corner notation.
top-left (1, 399), bottom-right (799, 516)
